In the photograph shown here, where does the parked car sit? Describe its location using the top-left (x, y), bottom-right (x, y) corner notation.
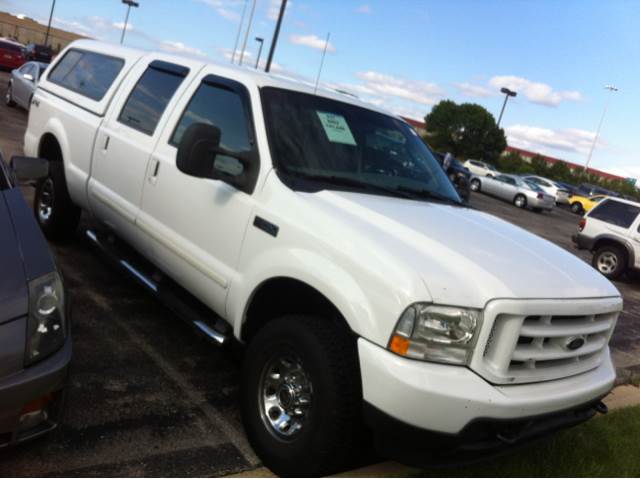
top-left (23, 43), bottom-right (53, 63)
top-left (470, 173), bottom-right (555, 212)
top-left (25, 40), bottom-right (621, 476)
top-left (522, 175), bottom-right (570, 204)
top-left (0, 151), bottom-right (71, 448)
top-left (433, 151), bottom-right (471, 202)
top-left (578, 183), bottom-right (619, 198)
top-left (463, 159), bottom-right (499, 177)
top-left (0, 38), bottom-right (26, 71)
top-left (5, 61), bottom-right (48, 110)
top-left (573, 197), bottom-right (640, 279)
top-left (568, 193), bottom-right (607, 215)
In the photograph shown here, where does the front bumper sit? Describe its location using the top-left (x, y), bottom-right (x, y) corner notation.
top-left (0, 337), bottom-right (71, 447)
top-left (359, 338), bottom-right (614, 459)
top-left (572, 232), bottom-right (595, 250)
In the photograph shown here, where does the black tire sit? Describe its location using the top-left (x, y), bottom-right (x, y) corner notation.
top-left (470, 178), bottom-right (481, 192)
top-left (570, 202), bottom-right (583, 215)
top-left (33, 161), bottom-right (81, 241)
top-left (513, 194), bottom-right (527, 208)
top-left (592, 245), bottom-right (626, 279)
top-left (241, 315), bottom-right (361, 477)
top-left (5, 83), bottom-right (15, 107)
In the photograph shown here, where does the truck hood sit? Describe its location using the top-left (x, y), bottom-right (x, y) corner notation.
top-left (306, 190), bottom-right (620, 308)
top-left (0, 191), bottom-right (28, 324)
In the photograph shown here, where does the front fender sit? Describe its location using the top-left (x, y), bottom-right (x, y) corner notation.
top-left (227, 246), bottom-right (429, 347)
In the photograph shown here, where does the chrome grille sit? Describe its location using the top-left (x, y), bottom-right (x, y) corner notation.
top-left (480, 311), bottom-right (617, 384)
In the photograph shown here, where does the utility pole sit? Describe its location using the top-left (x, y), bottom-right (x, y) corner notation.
top-left (584, 85), bottom-right (618, 173)
top-left (254, 37), bottom-right (264, 69)
top-left (265, 0), bottom-right (287, 73)
top-left (238, 0), bottom-right (256, 66)
top-left (44, 0), bottom-right (56, 47)
top-left (313, 32), bottom-right (330, 93)
top-left (497, 87), bottom-right (517, 128)
top-left (120, 0), bottom-right (139, 45)
top-left (231, 0), bottom-right (248, 64)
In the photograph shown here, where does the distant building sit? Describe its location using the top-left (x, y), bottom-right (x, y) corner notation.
top-left (400, 117), bottom-right (427, 136)
top-left (0, 11), bottom-right (85, 53)
top-left (503, 146), bottom-right (626, 182)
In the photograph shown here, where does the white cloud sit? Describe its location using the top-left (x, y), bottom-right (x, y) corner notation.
top-left (505, 124), bottom-right (603, 155)
top-left (289, 34), bottom-right (335, 52)
top-left (112, 21), bottom-right (133, 32)
top-left (268, 0), bottom-right (292, 21)
top-left (355, 71), bottom-right (445, 106)
top-left (355, 4), bottom-right (372, 14)
top-left (454, 82), bottom-right (492, 98)
top-left (196, 0), bottom-right (242, 21)
top-left (160, 41), bottom-right (208, 58)
top-left (490, 75), bottom-right (582, 106)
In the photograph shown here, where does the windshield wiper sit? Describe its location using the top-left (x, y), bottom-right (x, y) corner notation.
top-left (397, 186), bottom-right (466, 206)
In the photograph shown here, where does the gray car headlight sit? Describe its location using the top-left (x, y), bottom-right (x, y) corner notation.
top-left (25, 271), bottom-right (67, 366)
top-left (388, 303), bottom-right (481, 365)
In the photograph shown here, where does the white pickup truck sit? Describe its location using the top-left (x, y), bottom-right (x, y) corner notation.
top-left (24, 40), bottom-right (621, 476)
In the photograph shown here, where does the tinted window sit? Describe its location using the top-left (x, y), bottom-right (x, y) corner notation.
top-left (590, 199), bottom-right (640, 228)
top-left (48, 49), bottom-right (124, 101)
top-left (171, 82), bottom-right (251, 152)
top-left (118, 62), bottom-right (187, 135)
top-left (0, 41), bottom-right (22, 52)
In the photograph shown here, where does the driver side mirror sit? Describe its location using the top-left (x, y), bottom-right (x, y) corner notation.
top-left (176, 122), bottom-right (256, 193)
top-left (10, 156), bottom-right (49, 185)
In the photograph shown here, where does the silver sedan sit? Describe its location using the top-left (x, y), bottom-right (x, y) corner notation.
top-left (469, 173), bottom-right (555, 212)
top-left (5, 61), bottom-right (48, 110)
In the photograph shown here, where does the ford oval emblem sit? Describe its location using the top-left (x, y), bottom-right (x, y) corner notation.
top-left (565, 336), bottom-right (586, 351)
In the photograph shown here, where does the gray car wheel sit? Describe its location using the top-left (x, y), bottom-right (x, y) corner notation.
top-left (5, 83), bottom-right (15, 107)
top-left (470, 178), bottom-right (481, 192)
top-left (593, 245), bottom-right (626, 279)
top-left (514, 194), bottom-right (527, 208)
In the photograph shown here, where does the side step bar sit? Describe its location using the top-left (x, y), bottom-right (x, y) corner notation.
top-left (85, 229), bottom-right (232, 346)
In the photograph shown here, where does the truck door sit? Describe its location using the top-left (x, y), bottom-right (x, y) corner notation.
top-left (88, 58), bottom-right (198, 251)
top-left (138, 71), bottom-right (260, 317)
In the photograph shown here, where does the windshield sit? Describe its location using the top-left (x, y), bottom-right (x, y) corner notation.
top-left (261, 87), bottom-right (461, 204)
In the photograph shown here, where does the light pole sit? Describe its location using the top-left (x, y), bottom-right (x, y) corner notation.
top-left (120, 0), bottom-right (139, 45)
top-left (254, 37), bottom-right (264, 69)
top-left (231, 0), bottom-right (248, 64)
top-left (584, 85), bottom-right (618, 173)
top-left (238, 0), bottom-right (256, 66)
top-left (265, 0), bottom-right (287, 73)
top-left (44, 0), bottom-right (56, 48)
top-left (497, 87), bottom-right (517, 128)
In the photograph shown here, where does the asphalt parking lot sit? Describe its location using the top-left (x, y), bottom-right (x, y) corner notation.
top-left (0, 69), bottom-right (639, 476)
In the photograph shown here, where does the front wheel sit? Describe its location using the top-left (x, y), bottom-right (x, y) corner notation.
top-left (34, 161), bottom-right (81, 241)
top-left (470, 178), bottom-right (481, 192)
top-left (571, 202), bottom-right (584, 215)
top-left (514, 194), bottom-right (527, 208)
top-left (593, 245), bottom-right (626, 279)
top-left (5, 83), bottom-right (15, 107)
top-left (241, 316), bottom-right (361, 477)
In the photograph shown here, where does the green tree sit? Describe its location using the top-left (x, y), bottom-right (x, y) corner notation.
top-left (424, 100), bottom-right (507, 163)
top-left (547, 161), bottom-right (572, 182)
top-left (530, 155), bottom-right (548, 175)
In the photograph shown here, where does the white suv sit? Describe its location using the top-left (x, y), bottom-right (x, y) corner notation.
top-left (24, 40), bottom-right (621, 476)
top-left (573, 197), bottom-right (640, 279)
top-left (463, 159), bottom-right (499, 177)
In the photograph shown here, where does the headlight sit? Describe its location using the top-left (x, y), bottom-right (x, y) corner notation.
top-left (25, 271), bottom-right (67, 366)
top-left (388, 303), bottom-right (481, 365)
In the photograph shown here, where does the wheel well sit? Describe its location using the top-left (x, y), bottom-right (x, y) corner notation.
top-left (39, 134), bottom-right (63, 162)
top-left (241, 277), bottom-right (349, 342)
top-left (594, 238), bottom-right (628, 258)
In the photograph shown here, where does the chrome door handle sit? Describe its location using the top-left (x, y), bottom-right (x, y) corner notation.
top-left (103, 135), bottom-right (110, 151)
top-left (148, 159), bottom-right (160, 185)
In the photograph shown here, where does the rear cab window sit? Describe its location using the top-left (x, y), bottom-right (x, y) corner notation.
top-left (589, 199), bottom-right (640, 229)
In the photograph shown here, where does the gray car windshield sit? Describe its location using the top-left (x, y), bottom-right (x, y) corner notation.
top-left (261, 87), bottom-right (461, 204)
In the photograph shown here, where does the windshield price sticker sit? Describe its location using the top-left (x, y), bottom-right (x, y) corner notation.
top-left (316, 111), bottom-right (357, 145)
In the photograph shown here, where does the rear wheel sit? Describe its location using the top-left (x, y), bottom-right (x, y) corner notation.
top-left (241, 315), bottom-right (361, 477)
top-left (470, 178), bottom-right (481, 192)
top-left (514, 194), bottom-right (527, 208)
top-left (34, 161), bottom-right (81, 241)
top-left (571, 202), bottom-right (584, 214)
top-left (5, 83), bottom-right (15, 107)
top-left (593, 245), bottom-right (626, 279)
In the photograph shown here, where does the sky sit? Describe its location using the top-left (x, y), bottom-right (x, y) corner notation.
top-left (2, 0), bottom-right (639, 180)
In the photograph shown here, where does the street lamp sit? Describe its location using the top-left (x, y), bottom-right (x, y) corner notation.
top-left (120, 0), bottom-right (139, 45)
top-left (497, 87), bottom-right (517, 128)
top-left (265, 0), bottom-right (287, 72)
top-left (584, 85), bottom-right (618, 173)
top-left (254, 37), bottom-right (264, 69)
top-left (44, 0), bottom-right (56, 48)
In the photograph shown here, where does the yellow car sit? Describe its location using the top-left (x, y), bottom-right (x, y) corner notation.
top-left (569, 194), bottom-right (607, 214)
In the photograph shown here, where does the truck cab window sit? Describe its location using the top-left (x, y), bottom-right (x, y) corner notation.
top-left (170, 81), bottom-right (251, 153)
top-left (118, 61), bottom-right (188, 136)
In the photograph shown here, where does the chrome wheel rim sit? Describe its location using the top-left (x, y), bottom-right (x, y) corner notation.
top-left (5, 85), bottom-right (11, 104)
top-left (259, 353), bottom-right (313, 440)
top-left (515, 196), bottom-right (525, 207)
top-left (470, 180), bottom-right (480, 191)
top-left (597, 252), bottom-right (618, 274)
top-left (38, 178), bottom-right (55, 223)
